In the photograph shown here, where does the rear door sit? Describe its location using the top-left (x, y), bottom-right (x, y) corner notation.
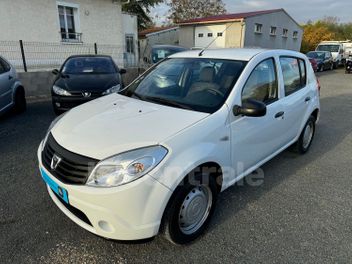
top-left (278, 57), bottom-right (310, 142)
top-left (0, 58), bottom-right (14, 110)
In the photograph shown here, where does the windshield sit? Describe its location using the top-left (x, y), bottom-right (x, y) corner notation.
top-left (307, 51), bottom-right (326, 59)
top-left (62, 57), bottom-right (117, 74)
top-left (151, 47), bottom-right (187, 63)
top-left (120, 58), bottom-right (246, 114)
top-left (317, 44), bottom-right (340, 53)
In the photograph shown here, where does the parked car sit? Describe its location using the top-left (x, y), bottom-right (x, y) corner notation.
top-left (308, 58), bottom-right (318, 72)
top-left (307, 51), bottom-right (334, 72)
top-left (38, 48), bottom-right (320, 244)
top-left (316, 42), bottom-right (344, 68)
top-left (143, 45), bottom-right (188, 65)
top-left (51, 55), bottom-right (126, 115)
top-left (0, 56), bottom-right (26, 115)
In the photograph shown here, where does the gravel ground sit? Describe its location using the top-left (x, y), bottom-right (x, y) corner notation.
top-left (0, 69), bottom-right (351, 263)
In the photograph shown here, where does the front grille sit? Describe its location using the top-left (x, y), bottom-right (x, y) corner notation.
top-left (52, 191), bottom-right (92, 226)
top-left (42, 133), bottom-right (99, 185)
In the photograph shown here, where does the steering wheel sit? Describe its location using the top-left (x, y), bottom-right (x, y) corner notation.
top-left (203, 87), bottom-right (225, 97)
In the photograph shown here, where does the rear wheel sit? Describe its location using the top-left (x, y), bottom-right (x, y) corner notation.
top-left (13, 87), bottom-right (26, 114)
top-left (294, 116), bottom-right (316, 154)
top-left (161, 174), bottom-right (218, 244)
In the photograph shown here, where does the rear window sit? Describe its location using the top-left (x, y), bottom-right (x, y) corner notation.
top-left (280, 57), bottom-right (307, 96)
top-left (62, 57), bottom-right (117, 74)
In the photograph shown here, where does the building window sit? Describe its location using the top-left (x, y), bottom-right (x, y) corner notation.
top-left (198, 33), bottom-right (204, 38)
top-left (282, 28), bottom-right (288, 38)
top-left (254, 23), bottom-right (263, 34)
top-left (217, 32), bottom-right (223, 37)
top-left (58, 4), bottom-right (81, 42)
top-left (208, 33), bottom-right (213, 37)
top-left (270, 26), bottom-right (277, 36)
top-left (125, 35), bottom-right (134, 54)
top-left (293, 31), bottom-right (298, 39)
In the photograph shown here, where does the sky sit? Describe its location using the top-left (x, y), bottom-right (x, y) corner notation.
top-left (151, 0), bottom-right (352, 25)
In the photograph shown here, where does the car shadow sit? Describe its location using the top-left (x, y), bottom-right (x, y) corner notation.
top-left (207, 93), bottom-right (352, 234)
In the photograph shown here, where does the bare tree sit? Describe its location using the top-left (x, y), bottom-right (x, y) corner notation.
top-left (167, 0), bottom-right (227, 23)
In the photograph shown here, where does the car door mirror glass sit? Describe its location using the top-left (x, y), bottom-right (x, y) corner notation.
top-left (52, 69), bottom-right (59, 75)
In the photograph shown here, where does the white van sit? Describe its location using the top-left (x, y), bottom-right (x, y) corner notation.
top-left (316, 41), bottom-right (344, 67)
top-left (38, 48), bottom-right (320, 244)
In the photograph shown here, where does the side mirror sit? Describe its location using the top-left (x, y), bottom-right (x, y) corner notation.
top-left (52, 69), bottom-right (59, 75)
top-left (119, 68), bottom-right (127, 74)
top-left (233, 99), bottom-right (267, 117)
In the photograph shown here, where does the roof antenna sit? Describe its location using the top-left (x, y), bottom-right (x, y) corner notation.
top-left (198, 22), bottom-right (236, 56)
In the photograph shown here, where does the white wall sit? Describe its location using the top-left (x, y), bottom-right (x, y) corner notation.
top-left (0, 0), bottom-right (123, 46)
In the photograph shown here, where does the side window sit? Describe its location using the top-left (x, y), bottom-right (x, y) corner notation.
top-left (242, 58), bottom-right (278, 105)
top-left (0, 59), bottom-right (7, 74)
top-left (280, 57), bottom-right (302, 96)
top-left (299, 59), bottom-right (306, 86)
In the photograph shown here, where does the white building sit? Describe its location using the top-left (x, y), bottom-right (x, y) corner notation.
top-left (178, 9), bottom-right (303, 51)
top-left (0, 0), bottom-right (138, 68)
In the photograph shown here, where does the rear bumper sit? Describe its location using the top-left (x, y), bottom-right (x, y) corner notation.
top-left (37, 142), bottom-right (172, 240)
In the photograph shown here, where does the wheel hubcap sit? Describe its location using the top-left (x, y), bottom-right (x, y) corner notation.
top-left (179, 186), bottom-right (212, 235)
top-left (303, 122), bottom-right (313, 149)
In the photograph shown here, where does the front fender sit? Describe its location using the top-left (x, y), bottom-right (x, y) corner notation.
top-left (149, 106), bottom-right (232, 192)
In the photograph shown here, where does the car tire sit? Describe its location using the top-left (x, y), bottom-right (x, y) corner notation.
top-left (13, 87), bottom-right (26, 114)
top-left (161, 173), bottom-right (218, 244)
top-left (294, 116), bottom-right (316, 154)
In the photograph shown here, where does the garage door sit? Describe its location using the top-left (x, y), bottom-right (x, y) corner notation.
top-left (195, 25), bottom-right (226, 49)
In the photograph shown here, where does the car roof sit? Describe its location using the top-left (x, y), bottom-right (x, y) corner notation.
top-left (67, 55), bottom-right (113, 59)
top-left (152, 45), bottom-right (188, 49)
top-left (169, 48), bottom-right (306, 61)
top-left (169, 48), bottom-right (270, 61)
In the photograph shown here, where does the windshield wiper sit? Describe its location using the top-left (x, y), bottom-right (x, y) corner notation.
top-left (144, 96), bottom-right (193, 110)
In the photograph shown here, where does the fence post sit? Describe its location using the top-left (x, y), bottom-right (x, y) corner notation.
top-left (19, 40), bottom-right (27, 72)
top-left (94, 43), bottom-right (98, 55)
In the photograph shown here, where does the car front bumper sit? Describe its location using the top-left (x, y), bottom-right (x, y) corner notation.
top-left (52, 95), bottom-right (100, 111)
top-left (37, 142), bottom-right (172, 240)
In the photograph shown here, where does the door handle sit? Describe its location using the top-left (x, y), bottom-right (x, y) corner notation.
top-left (305, 97), bottom-right (311, 102)
top-left (275, 111), bottom-right (285, 118)
top-left (8, 75), bottom-right (13, 80)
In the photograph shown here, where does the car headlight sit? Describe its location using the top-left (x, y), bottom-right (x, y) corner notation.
top-left (41, 112), bottom-right (67, 151)
top-left (87, 146), bottom-right (168, 187)
top-left (102, 84), bottom-right (121, 95)
top-left (53, 85), bottom-right (71, 96)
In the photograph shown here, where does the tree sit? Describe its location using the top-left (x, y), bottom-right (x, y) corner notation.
top-left (122, 0), bottom-right (163, 30)
top-left (301, 23), bottom-right (335, 53)
top-left (168, 0), bottom-right (227, 23)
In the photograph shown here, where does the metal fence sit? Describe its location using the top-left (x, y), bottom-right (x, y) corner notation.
top-left (0, 40), bottom-right (138, 72)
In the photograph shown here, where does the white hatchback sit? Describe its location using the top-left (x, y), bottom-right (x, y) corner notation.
top-left (38, 48), bottom-right (320, 244)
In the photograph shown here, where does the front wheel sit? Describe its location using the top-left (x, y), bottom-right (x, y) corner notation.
top-left (294, 116), bottom-right (316, 154)
top-left (161, 175), bottom-right (218, 244)
top-left (13, 87), bottom-right (26, 114)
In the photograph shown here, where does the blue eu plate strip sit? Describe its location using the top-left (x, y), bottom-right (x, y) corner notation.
top-left (40, 168), bottom-right (69, 204)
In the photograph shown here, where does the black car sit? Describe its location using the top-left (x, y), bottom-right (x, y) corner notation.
top-left (51, 55), bottom-right (126, 115)
top-left (306, 51), bottom-right (334, 72)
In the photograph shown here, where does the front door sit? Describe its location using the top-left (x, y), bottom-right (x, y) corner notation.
top-left (230, 58), bottom-right (288, 178)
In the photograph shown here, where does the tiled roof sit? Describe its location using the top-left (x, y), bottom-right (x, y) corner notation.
top-left (178, 9), bottom-right (284, 25)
